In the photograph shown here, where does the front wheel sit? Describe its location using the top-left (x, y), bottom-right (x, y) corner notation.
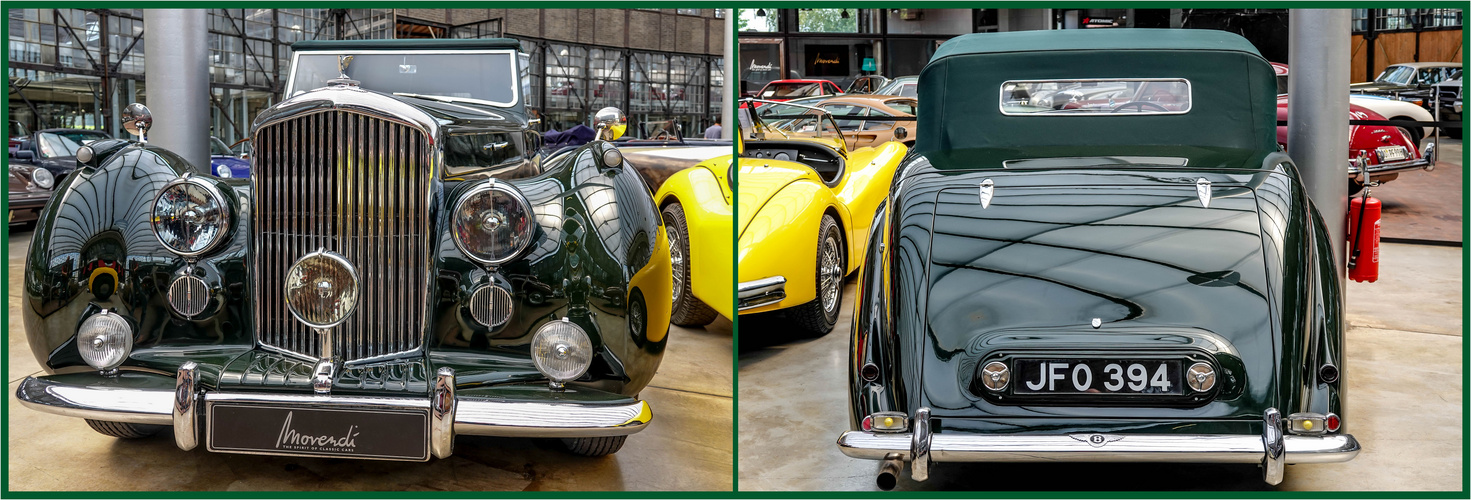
top-left (662, 203), bottom-right (718, 326)
top-left (561, 435), bottom-right (627, 456)
top-left (789, 215), bottom-right (844, 335)
top-left (85, 419), bottom-right (164, 439)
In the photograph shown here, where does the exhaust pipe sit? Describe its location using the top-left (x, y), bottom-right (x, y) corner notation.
top-left (877, 453), bottom-right (903, 491)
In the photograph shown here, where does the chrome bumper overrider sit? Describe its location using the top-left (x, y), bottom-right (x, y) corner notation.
top-left (16, 366), bottom-right (651, 459)
top-left (837, 407), bottom-right (1358, 485)
top-left (738, 276), bottom-right (787, 311)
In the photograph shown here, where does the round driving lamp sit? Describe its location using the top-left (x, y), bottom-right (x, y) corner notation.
top-left (77, 310), bottom-right (133, 372)
top-left (979, 361), bottom-right (1010, 391)
top-left (30, 167), bottom-right (55, 189)
top-left (452, 181), bottom-right (535, 265)
top-left (75, 145), bottom-right (95, 164)
top-left (530, 319), bottom-right (593, 387)
top-left (152, 177), bottom-right (231, 256)
top-left (215, 164), bottom-right (233, 178)
top-left (284, 250), bottom-right (359, 329)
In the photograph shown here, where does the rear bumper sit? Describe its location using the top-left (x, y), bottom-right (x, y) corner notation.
top-left (837, 430), bottom-right (1360, 464)
top-left (1348, 157), bottom-right (1431, 177)
top-left (16, 366), bottom-right (651, 459)
top-left (837, 407), bottom-right (1357, 485)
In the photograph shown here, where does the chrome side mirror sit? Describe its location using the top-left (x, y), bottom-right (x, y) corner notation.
top-left (594, 107), bottom-right (627, 141)
top-left (893, 126), bottom-right (909, 141)
top-left (122, 103), bottom-right (152, 143)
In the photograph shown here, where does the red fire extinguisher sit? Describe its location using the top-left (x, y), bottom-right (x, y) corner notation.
top-left (1347, 193), bottom-right (1381, 283)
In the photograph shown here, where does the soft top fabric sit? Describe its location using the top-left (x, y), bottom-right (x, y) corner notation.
top-left (293, 38), bottom-right (521, 51)
top-left (916, 29), bottom-right (1278, 162)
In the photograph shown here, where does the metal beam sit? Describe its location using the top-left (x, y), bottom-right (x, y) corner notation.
top-left (723, 10), bottom-right (734, 139)
top-left (1287, 9), bottom-right (1350, 282)
top-left (144, 10), bottom-right (211, 169)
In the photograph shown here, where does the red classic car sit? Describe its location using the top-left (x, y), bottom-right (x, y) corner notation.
top-left (744, 79), bottom-right (843, 108)
top-left (1275, 96), bottom-right (1432, 194)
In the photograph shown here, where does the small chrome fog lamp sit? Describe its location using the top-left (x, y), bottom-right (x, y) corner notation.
top-left (979, 361), bottom-right (1010, 391)
top-left (531, 319), bottom-right (593, 389)
top-left (1186, 362), bottom-right (1216, 392)
top-left (78, 310), bottom-right (133, 373)
top-left (452, 181), bottom-right (534, 266)
top-left (152, 176), bottom-right (231, 256)
top-left (284, 249), bottom-right (359, 329)
top-left (75, 145), bottom-right (95, 164)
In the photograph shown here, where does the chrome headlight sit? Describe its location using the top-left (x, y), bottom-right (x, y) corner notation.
top-left (30, 168), bottom-right (54, 189)
top-left (284, 249), bottom-right (359, 329)
top-left (152, 177), bottom-right (231, 256)
top-left (452, 181), bottom-right (534, 265)
top-left (531, 319), bottom-right (593, 385)
top-left (215, 164), bottom-right (233, 178)
top-left (78, 310), bottom-right (133, 372)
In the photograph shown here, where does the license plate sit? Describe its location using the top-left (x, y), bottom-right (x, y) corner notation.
top-left (1013, 359), bottom-right (1182, 395)
top-left (207, 403), bottom-right (430, 461)
top-left (1375, 145), bottom-right (1410, 162)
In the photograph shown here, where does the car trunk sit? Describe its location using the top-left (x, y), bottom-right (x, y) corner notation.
top-left (918, 168), bottom-right (1279, 422)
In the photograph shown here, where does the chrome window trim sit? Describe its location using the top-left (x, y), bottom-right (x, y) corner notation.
top-left (999, 77), bottom-right (1193, 116)
top-left (287, 49), bottom-right (521, 108)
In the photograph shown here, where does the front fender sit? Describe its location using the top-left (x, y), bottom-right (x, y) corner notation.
top-left (834, 142), bottom-right (907, 273)
top-left (23, 144), bottom-right (252, 374)
top-left (737, 178), bottom-right (845, 313)
top-left (655, 158), bottom-right (734, 319)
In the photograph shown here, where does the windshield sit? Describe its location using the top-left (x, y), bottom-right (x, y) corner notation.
top-left (1001, 79), bottom-right (1192, 115)
top-left (288, 51), bottom-right (519, 106)
top-left (759, 82), bottom-right (829, 99)
top-left (1376, 66), bottom-right (1416, 85)
top-left (35, 132), bottom-right (85, 158)
top-left (741, 101), bottom-right (843, 141)
top-left (210, 137), bottom-right (234, 156)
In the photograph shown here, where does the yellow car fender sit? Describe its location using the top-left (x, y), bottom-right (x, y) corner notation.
top-left (653, 157), bottom-right (735, 320)
top-left (738, 161), bottom-right (851, 314)
top-left (627, 224), bottom-right (674, 343)
top-left (829, 142), bottom-right (907, 273)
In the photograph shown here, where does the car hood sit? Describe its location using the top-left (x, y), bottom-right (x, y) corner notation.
top-left (905, 162), bottom-right (1290, 420)
top-left (1350, 81), bottom-right (1415, 93)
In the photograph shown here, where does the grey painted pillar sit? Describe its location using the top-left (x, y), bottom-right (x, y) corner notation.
top-left (723, 10), bottom-right (735, 140)
top-left (143, 10), bottom-right (210, 169)
top-left (1287, 9), bottom-right (1350, 282)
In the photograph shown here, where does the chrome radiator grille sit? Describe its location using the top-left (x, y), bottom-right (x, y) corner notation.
top-left (253, 110), bottom-right (431, 362)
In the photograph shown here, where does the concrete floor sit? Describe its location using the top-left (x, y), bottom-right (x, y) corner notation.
top-left (738, 240), bottom-right (1463, 492)
top-left (1375, 138), bottom-right (1462, 243)
top-left (5, 231), bottom-right (734, 491)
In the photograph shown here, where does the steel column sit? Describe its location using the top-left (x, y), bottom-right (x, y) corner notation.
top-left (1287, 10), bottom-right (1350, 281)
top-left (723, 10), bottom-right (735, 139)
top-left (144, 9), bottom-right (211, 169)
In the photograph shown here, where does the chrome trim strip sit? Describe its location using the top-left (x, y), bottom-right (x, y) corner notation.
top-left (15, 376), bottom-right (174, 426)
top-left (431, 368), bottom-right (456, 459)
top-left (836, 431), bottom-right (1360, 464)
top-left (173, 362), bottom-right (199, 451)
top-left (737, 276), bottom-right (787, 311)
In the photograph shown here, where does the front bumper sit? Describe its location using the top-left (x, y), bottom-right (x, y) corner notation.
top-left (737, 276), bottom-right (786, 311)
top-left (16, 365), bottom-right (651, 460)
top-left (837, 408), bottom-right (1358, 485)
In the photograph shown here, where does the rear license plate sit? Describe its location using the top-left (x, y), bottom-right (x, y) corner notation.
top-left (207, 403), bottom-right (430, 461)
top-left (1013, 359), bottom-right (1182, 395)
top-left (1375, 145), bottom-right (1410, 162)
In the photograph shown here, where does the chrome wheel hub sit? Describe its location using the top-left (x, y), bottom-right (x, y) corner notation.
top-left (669, 230), bottom-right (684, 303)
top-left (820, 234), bottom-right (842, 314)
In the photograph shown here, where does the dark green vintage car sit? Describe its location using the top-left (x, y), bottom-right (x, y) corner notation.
top-left (16, 39), bottom-right (673, 461)
top-left (839, 30), bottom-right (1358, 488)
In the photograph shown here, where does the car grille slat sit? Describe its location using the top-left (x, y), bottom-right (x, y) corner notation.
top-left (254, 110), bottom-right (430, 362)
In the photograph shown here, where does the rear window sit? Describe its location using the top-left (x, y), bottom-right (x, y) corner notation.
top-left (1001, 78), bottom-right (1192, 116)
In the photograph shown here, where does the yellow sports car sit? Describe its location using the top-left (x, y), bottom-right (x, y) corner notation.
top-left (737, 99), bottom-right (907, 333)
top-left (622, 144), bottom-right (736, 325)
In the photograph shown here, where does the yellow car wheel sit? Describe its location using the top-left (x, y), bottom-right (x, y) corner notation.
top-left (789, 214), bottom-right (844, 334)
top-left (662, 203), bottom-right (718, 326)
